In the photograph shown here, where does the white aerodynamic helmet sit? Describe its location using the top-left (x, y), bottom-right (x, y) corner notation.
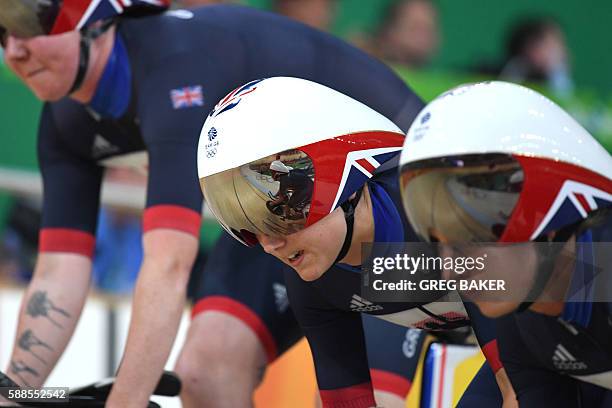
top-left (198, 77), bottom-right (405, 247)
top-left (399, 81), bottom-right (612, 243)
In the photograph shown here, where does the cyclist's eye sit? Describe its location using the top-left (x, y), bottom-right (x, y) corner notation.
top-left (0, 27), bottom-right (7, 48)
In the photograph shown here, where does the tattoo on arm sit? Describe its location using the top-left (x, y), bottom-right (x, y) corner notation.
top-left (9, 360), bottom-right (39, 388)
top-left (17, 329), bottom-right (53, 365)
top-left (26, 291), bottom-right (71, 329)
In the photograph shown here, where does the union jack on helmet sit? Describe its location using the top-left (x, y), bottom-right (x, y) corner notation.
top-left (398, 81), bottom-right (612, 244)
top-left (0, 0), bottom-right (169, 39)
top-left (197, 77), bottom-right (406, 247)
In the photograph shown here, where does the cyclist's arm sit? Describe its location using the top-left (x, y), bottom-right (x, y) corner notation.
top-left (104, 49), bottom-right (239, 405)
top-left (283, 269), bottom-right (377, 408)
top-left (107, 228), bottom-right (198, 407)
top-left (6, 104), bottom-right (103, 387)
top-left (106, 137), bottom-right (202, 406)
top-left (7, 254), bottom-right (92, 388)
top-left (464, 302), bottom-right (518, 407)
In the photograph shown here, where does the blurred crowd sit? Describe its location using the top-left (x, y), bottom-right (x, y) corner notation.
top-left (175, 0), bottom-right (574, 95)
top-left (0, 0), bottom-right (580, 95)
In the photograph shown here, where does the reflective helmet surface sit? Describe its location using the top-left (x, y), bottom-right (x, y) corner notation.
top-left (198, 77), bottom-right (406, 245)
top-left (399, 81), bottom-right (612, 243)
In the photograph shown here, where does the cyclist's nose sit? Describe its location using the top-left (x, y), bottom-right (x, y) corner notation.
top-left (428, 228), bottom-right (451, 244)
top-left (4, 35), bottom-right (28, 60)
top-left (257, 234), bottom-right (286, 254)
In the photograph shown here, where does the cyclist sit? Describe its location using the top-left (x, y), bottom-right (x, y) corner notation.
top-left (198, 77), bottom-right (515, 407)
top-left (1, 2), bottom-right (427, 406)
top-left (399, 81), bottom-right (612, 406)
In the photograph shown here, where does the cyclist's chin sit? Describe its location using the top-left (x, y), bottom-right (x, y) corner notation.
top-left (293, 254), bottom-right (327, 282)
top-left (475, 301), bottom-right (520, 318)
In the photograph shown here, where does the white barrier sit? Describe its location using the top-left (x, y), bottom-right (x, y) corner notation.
top-left (0, 166), bottom-right (215, 218)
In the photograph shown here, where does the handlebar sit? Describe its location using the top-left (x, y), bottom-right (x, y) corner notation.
top-left (0, 370), bottom-right (180, 407)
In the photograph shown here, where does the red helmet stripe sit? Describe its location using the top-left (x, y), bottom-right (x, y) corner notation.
top-left (50, 0), bottom-right (169, 35)
top-left (573, 193), bottom-right (592, 213)
top-left (356, 158), bottom-right (377, 175)
top-left (300, 131), bottom-right (405, 226)
top-left (51, 0), bottom-right (95, 34)
top-left (501, 156), bottom-right (612, 242)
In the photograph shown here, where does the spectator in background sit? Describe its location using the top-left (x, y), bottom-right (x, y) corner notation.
top-left (92, 167), bottom-right (212, 298)
top-left (499, 17), bottom-right (573, 97)
top-left (93, 208), bottom-right (143, 293)
top-left (370, 0), bottom-right (440, 69)
top-left (0, 195), bottom-right (144, 293)
top-left (1, 198), bottom-right (41, 283)
top-left (0, 170), bottom-right (146, 293)
top-left (273, 0), bottom-right (337, 31)
top-left (92, 168), bottom-right (145, 294)
top-left (0, 241), bottom-right (18, 283)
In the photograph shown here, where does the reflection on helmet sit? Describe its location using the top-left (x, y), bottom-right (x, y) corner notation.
top-left (401, 154), bottom-right (523, 243)
top-left (197, 77), bottom-right (406, 246)
top-left (400, 81), bottom-right (612, 244)
top-left (203, 150), bottom-right (315, 241)
top-left (270, 160), bottom-right (291, 174)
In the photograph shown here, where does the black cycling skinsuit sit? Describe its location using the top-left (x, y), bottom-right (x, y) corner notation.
top-left (496, 220), bottom-right (612, 407)
top-left (282, 162), bottom-right (501, 407)
top-left (37, 4), bottom-right (430, 405)
top-left (39, 4), bottom-right (422, 254)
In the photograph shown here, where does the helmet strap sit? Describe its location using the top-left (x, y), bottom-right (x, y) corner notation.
top-left (517, 221), bottom-right (582, 313)
top-left (68, 20), bottom-right (114, 95)
top-left (517, 243), bottom-right (558, 312)
top-left (333, 188), bottom-right (363, 265)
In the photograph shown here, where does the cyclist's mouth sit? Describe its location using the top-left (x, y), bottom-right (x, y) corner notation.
top-left (288, 250), bottom-right (304, 266)
top-left (27, 67), bottom-right (46, 78)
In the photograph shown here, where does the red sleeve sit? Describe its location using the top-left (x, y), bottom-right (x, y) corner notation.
top-left (464, 302), bottom-right (503, 373)
top-left (39, 228), bottom-right (96, 258)
top-left (481, 339), bottom-right (503, 373)
top-left (143, 205), bottom-right (201, 237)
top-left (319, 383), bottom-right (376, 408)
top-left (37, 104), bottom-right (103, 258)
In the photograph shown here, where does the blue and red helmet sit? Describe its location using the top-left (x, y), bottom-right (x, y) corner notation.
top-left (399, 81), bottom-right (612, 244)
top-left (198, 77), bottom-right (406, 247)
top-left (0, 0), bottom-right (169, 40)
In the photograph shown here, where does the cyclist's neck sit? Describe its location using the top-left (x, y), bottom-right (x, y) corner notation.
top-left (338, 185), bottom-right (374, 266)
top-left (530, 236), bottom-right (577, 316)
top-left (70, 26), bottom-right (116, 105)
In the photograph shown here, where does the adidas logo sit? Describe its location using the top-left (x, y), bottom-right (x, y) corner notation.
top-left (552, 344), bottom-right (587, 371)
top-left (92, 134), bottom-right (119, 158)
top-left (273, 283), bottom-right (289, 313)
top-left (350, 294), bottom-right (383, 312)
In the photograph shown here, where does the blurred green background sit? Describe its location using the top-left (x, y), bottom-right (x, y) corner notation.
top-left (247, 0), bottom-right (612, 97)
